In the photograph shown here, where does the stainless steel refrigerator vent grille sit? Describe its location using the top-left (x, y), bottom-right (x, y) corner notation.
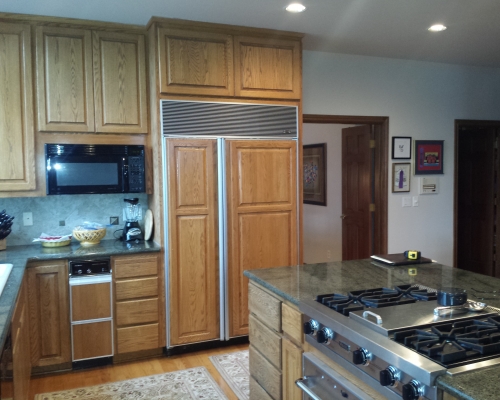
top-left (161, 100), bottom-right (298, 138)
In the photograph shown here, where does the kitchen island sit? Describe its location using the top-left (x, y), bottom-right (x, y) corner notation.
top-left (244, 259), bottom-right (500, 400)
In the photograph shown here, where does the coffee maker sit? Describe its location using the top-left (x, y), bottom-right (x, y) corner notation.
top-left (122, 198), bottom-right (144, 241)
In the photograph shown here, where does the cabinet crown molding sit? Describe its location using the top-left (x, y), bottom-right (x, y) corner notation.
top-left (147, 16), bottom-right (304, 41)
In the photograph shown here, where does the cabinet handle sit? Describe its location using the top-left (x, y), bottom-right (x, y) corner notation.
top-left (295, 378), bottom-right (323, 400)
top-left (340, 214), bottom-right (347, 219)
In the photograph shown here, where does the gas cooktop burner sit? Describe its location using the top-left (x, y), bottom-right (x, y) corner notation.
top-left (394, 315), bottom-right (500, 368)
top-left (316, 284), bottom-right (437, 316)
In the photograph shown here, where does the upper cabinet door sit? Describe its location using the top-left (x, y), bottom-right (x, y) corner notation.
top-left (36, 26), bottom-right (94, 132)
top-left (158, 28), bottom-right (234, 97)
top-left (93, 31), bottom-right (148, 134)
top-left (0, 23), bottom-right (36, 191)
top-left (234, 36), bottom-right (301, 100)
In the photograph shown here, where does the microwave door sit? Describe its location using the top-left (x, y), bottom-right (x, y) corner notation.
top-left (46, 155), bottom-right (124, 195)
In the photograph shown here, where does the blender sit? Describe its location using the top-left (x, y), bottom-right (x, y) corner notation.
top-left (122, 198), bottom-right (144, 241)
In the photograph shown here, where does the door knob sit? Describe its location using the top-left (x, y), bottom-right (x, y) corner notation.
top-left (340, 214), bottom-right (347, 219)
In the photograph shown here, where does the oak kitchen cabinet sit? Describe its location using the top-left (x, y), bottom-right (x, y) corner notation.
top-left (112, 253), bottom-right (164, 356)
top-left (26, 259), bottom-right (71, 372)
top-left (248, 281), bottom-right (303, 400)
top-left (0, 22), bottom-right (36, 192)
top-left (152, 18), bottom-right (303, 100)
top-left (36, 25), bottom-right (148, 134)
top-left (3, 275), bottom-right (31, 400)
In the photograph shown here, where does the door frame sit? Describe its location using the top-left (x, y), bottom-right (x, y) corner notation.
top-left (302, 114), bottom-right (388, 255)
top-left (454, 119), bottom-right (500, 268)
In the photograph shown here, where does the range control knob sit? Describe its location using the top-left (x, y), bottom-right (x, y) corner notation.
top-left (352, 348), bottom-right (372, 365)
top-left (379, 366), bottom-right (400, 387)
top-left (87, 268), bottom-right (92, 274)
top-left (77, 269), bottom-right (83, 275)
top-left (316, 327), bottom-right (334, 344)
top-left (402, 380), bottom-right (424, 400)
top-left (303, 319), bottom-right (320, 335)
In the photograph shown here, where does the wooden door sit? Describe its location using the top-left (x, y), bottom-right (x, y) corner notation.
top-left (234, 36), bottom-right (301, 99)
top-left (456, 127), bottom-right (496, 276)
top-left (93, 31), bottom-right (148, 133)
top-left (342, 125), bottom-right (372, 260)
top-left (27, 260), bottom-right (71, 369)
top-left (158, 28), bottom-right (234, 97)
top-left (226, 140), bottom-right (297, 337)
top-left (0, 23), bottom-right (36, 192)
top-left (166, 139), bottom-right (220, 345)
top-left (36, 26), bottom-right (94, 132)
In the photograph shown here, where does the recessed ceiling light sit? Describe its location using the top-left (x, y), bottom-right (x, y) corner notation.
top-left (286, 3), bottom-right (306, 13)
top-left (428, 24), bottom-right (447, 32)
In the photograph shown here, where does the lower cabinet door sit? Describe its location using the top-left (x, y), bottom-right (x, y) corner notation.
top-left (282, 337), bottom-right (303, 400)
top-left (72, 321), bottom-right (113, 361)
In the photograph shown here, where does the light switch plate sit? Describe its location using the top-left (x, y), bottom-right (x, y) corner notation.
top-left (402, 197), bottom-right (412, 207)
top-left (412, 196), bottom-right (419, 207)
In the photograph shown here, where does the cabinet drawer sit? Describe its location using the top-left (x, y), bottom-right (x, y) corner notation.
top-left (115, 277), bottom-right (158, 300)
top-left (249, 314), bottom-right (281, 369)
top-left (114, 255), bottom-right (158, 279)
top-left (116, 298), bottom-right (158, 326)
top-left (116, 323), bottom-right (159, 354)
top-left (281, 302), bottom-right (302, 346)
top-left (249, 376), bottom-right (273, 400)
top-left (249, 345), bottom-right (281, 400)
top-left (249, 283), bottom-right (281, 332)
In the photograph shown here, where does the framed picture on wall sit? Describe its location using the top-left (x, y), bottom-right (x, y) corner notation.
top-left (392, 163), bottom-right (411, 192)
top-left (303, 143), bottom-right (326, 206)
top-left (392, 137), bottom-right (412, 159)
top-left (414, 140), bottom-right (444, 174)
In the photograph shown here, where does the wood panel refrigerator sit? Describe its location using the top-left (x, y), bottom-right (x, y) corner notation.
top-left (163, 136), bottom-right (298, 347)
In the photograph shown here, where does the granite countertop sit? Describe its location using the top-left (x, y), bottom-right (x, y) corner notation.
top-left (0, 239), bottom-right (160, 353)
top-left (244, 260), bottom-right (500, 400)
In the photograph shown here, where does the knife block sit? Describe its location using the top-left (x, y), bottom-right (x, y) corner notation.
top-left (0, 238), bottom-right (6, 251)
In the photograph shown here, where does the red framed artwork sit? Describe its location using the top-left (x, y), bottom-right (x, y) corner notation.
top-left (414, 140), bottom-right (444, 175)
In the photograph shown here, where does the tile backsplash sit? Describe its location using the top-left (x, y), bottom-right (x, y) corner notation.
top-left (0, 193), bottom-right (149, 246)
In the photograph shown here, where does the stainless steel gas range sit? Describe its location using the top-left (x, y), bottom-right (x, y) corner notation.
top-left (298, 284), bottom-right (500, 400)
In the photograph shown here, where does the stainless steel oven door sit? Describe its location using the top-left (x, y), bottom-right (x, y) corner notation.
top-left (296, 353), bottom-right (382, 400)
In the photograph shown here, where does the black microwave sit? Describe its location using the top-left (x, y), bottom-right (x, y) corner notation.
top-left (45, 144), bottom-right (145, 195)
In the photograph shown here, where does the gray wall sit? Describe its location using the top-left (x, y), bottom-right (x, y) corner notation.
top-left (303, 50), bottom-right (500, 266)
top-left (0, 193), bottom-right (148, 246)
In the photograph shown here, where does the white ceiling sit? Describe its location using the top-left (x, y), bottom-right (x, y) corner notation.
top-left (2, 0), bottom-right (500, 68)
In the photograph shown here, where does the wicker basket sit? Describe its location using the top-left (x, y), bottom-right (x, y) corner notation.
top-left (72, 227), bottom-right (106, 246)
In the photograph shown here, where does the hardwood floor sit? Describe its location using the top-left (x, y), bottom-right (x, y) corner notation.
top-left (29, 343), bottom-right (249, 399)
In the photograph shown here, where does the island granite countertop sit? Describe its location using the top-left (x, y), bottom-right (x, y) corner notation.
top-left (244, 259), bottom-right (500, 400)
top-left (0, 239), bottom-right (160, 354)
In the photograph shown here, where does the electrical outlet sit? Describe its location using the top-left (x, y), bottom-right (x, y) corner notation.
top-left (327, 250), bottom-right (331, 260)
top-left (23, 212), bottom-right (33, 226)
top-left (59, 220), bottom-right (65, 226)
top-left (110, 216), bottom-right (119, 225)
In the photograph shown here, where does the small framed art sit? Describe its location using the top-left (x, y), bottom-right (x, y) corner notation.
top-left (392, 163), bottom-right (411, 192)
top-left (303, 143), bottom-right (326, 206)
top-left (414, 140), bottom-right (444, 175)
top-left (392, 137), bottom-right (412, 159)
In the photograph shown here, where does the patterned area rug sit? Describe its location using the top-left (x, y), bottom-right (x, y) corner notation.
top-left (209, 350), bottom-right (249, 400)
top-left (34, 366), bottom-right (228, 400)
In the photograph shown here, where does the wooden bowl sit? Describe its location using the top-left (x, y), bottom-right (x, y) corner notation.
top-left (72, 227), bottom-right (106, 246)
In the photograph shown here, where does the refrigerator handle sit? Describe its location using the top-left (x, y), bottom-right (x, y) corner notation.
top-left (218, 138), bottom-right (230, 340)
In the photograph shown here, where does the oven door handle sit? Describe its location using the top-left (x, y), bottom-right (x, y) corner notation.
top-left (295, 377), bottom-right (323, 400)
